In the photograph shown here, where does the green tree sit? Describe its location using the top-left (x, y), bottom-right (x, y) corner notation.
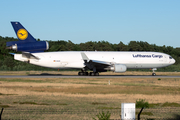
top-left (97, 41), bottom-right (113, 51)
top-left (0, 36), bottom-right (180, 71)
top-left (138, 41), bottom-right (154, 51)
top-left (66, 40), bottom-right (75, 51)
top-left (128, 41), bottom-right (143, 51)
top-left (3, 56), bottom-right (15, 70)
top-left (136, 99), bottom-right (149, 108)
top-left (79, 41), bottom-right (96, 51)
top-left (93, 111), bottom-right (111, 120)
top-left (117, 41), bottom-right (128, 51)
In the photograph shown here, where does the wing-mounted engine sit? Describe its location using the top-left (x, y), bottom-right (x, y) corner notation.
top-left (6, 41), bottom-right (49, 52)
top-left (108, 64), bottom-right (127, 73)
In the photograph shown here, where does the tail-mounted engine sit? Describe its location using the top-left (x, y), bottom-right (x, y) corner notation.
top-left (6, 41), bottom-right (49, 52)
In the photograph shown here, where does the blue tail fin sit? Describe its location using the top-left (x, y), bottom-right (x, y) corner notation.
top-left (6, 22), bottom-right (49, 52)
top-left (11, 22), bottom-right (37, 42)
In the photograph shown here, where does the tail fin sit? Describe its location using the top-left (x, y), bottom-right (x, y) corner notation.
top-left (11, 22), bottom-right (37, 42)
top-left (6, 22), bottom-right (49, 52)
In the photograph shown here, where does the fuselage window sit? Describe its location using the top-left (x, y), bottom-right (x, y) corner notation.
top-left (169, 56), bottom-right (172, 59)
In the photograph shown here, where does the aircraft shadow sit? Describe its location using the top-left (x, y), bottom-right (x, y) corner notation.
top-left (28, 73), bottom-right (62, 76)
top-left (27, 73), bottom-right (167, 77)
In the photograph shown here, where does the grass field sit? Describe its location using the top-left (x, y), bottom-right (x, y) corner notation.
top-left (0, 71), bottom-right (180, 119)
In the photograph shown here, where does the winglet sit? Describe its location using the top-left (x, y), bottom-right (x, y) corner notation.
top-left (81, 52), bottom-right (89, 61)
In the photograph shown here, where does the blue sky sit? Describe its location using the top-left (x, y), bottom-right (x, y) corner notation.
top-left (1, 0), bottom-right (180, 48)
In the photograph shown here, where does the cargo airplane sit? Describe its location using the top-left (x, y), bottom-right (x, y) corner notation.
top-left (6, 22), bottom-right (175, 76)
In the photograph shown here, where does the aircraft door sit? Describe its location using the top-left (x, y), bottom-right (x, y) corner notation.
top-left (164, 55), bottom-right (167, 62)
top-left (60, 62), bottom-right (68, 67)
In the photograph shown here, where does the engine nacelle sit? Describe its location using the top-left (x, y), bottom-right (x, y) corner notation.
top-left (7, 41), bottom-right (49, 52)
top-left (109, 64), bottom-right (127, 73)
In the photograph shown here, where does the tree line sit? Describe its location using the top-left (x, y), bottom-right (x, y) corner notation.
top-left (0, 36), bottom-right (180, 71)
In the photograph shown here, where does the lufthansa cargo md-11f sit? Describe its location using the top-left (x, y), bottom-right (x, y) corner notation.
top-left (6, 22), bottom-right (175, 76)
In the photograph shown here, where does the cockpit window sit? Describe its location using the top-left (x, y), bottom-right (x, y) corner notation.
top-left (169, 56), bottom-right (173, 59)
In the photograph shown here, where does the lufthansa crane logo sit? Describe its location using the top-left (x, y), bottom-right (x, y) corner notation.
top-left (17, 29), bottom-right (28, 40)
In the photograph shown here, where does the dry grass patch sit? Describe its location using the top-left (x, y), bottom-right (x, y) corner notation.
top-left (0, 78), bottom-right (180, 95)
top-left (0, 77), bottom-right (180, 119)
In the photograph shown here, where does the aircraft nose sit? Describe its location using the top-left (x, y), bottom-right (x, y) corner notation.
top-left (173, 58), bottom-right (176, 64)
top-left (171, 58), bottom-right (176, 64)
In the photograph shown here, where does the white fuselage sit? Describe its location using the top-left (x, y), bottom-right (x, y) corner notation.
top-left (14, 51), bottom-right (175, 70)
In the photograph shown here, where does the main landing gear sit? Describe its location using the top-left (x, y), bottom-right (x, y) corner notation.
top-left (78, 72), bottom-right (88, 76)
top-left (78, 68), bottom-right (99, 76)
top-left (89, 72), bottom-right (99, 76)
top-left (78, 72), bottom-right (99, 76)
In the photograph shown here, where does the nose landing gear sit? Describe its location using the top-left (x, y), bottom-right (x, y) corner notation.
top-left (152, 73), bottom-right (156, 76)
top-left (151, 68), bottom-right (157, 76)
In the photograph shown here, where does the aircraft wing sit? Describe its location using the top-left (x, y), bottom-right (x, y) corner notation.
top-left (9, 52), bottom-right (39, 60)
top-left (89, 60), bottom-right (111, 66)
top-left (81, 52), bottom-right (111, 70)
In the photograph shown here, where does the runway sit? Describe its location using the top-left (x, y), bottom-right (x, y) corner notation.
top-left (0, 75), bottom-right (180, 78)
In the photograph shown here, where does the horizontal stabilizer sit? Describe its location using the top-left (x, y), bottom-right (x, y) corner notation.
top-left (9, 53), bottom-right (15, 55)
top-left (22, 52), bottom-right (39, 60)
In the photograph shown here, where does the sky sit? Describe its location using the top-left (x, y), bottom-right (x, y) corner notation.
top-left (0, 0), bottom-right (180, 48)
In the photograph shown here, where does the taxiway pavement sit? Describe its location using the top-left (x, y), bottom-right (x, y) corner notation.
top-left (0, 75), bottom-right (180, 78)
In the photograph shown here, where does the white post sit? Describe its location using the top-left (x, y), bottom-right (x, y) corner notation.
top-left (121, 103), bottom-right (135, 120)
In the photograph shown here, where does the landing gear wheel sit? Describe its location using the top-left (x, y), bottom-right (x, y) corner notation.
top-left (95, 72), bottom-right (99, 76)
top-left (78, 72), bottom-right (84, 76)
top-left (90, 72), bottom-right (95, 76)
top-left (152, 73), bottom-right (156, 76)
top-left (151, 68), bottom-right (157, 76)
top-left (85, 72), bottom-right (88, 76)
top-left (89, 72), bottom-right (99, 76)
top-left (78, 72), bottom-right (89, 76)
